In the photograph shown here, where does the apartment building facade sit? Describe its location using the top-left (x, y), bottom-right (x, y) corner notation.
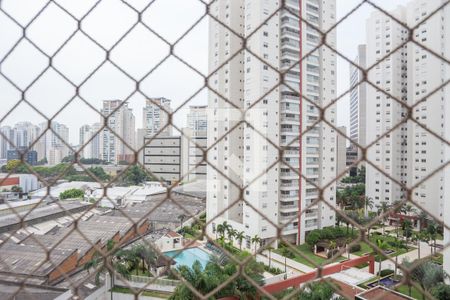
top-left (143, 98), bottom-right (172, 137)
top-left (365, 6), bottom-right (409, 209)
top-left (99, 100), bottom-right (135, 164)
top-left (365, 1), bottom-right (449, 222)
top-left (79, 124), bottom-right (101, 159)
top-left (207, 0), bottom-right (337, 246)
top-left (349, 44), bottom-right (367, 161)
top-left (406, 0), bottom-right (449, 220)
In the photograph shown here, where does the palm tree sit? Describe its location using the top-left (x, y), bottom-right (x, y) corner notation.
top-left (251, 235), bottom-right (261, 253)
top-left (84, 240), bottom-right (130, 300)
top-left (376, 239), bottom-right (389, 284)
top-left (235, 231), bottom-right (245, 250)
top-left (298, 281), bottom-right (336, 300)
top-left (227, 228), bottom-right (237, 244)
top-left (177, 214), bottom-right (186, 229)
top-left (402, 220), bottom-right (413, 250)
top-left (411, 233), bottom-right (422, 260)
top-left (364, 196), bottom-right (374, 217)
top-left (216, 224), bottom-right (225, 240)
top-left (427, 221), bottom-right (438, 255)
top-left (377, 201), bottom-right (391, 235)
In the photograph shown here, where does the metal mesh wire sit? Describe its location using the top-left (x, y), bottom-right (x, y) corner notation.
top-left (0, 0), bottom-right (449, 299)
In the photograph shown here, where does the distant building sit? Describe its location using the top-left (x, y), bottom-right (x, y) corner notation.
top-left (143, 98), bottom-right (172, 137)
top-left (0, 173), bottom-right (39, 193)
top-left (7, 147), bottom-right (38, 166)
top-left (0, 123), bottom-right (43, 160)
top-left (182, 128), bottom-right (207, 181)
top-left (336, 126), bottom-right (347, 177)
top-left (187, 105), bottom-right (207, 137)
top-left (99, 100), bottom-right (136, 164)
top-left (144, 136), bottom-right (182, 183)
top-left (39, 121), bottom-right (70, 163)
top-left (79, 124), bottom-right (101, 159)
top-left (349, 44), bottom-right (367, 161)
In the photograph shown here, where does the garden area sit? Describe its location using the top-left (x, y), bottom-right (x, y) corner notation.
top-left (275, 227), bottom-right (351, 268)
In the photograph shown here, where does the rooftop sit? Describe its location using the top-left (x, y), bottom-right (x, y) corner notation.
top-left (356, 286), bottom-right (414, 300)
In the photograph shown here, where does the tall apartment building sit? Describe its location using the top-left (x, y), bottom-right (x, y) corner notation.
top-left (143, 98), bottom-right (172, 137)
top-left (444, 0), bottom-right (450, 280)
top-left (100, 100), bottom-right (135, 164)
top-left (0, 123), bottom-right (43, 160)
top-left (349, 45), bottom-right (367, 161)
top-left (406, 0), bottom-right (449, 220)
top-left (187, 105), bottom-right (208, 137)
top-left (207, 0), bottom-right (337, 246)
top-left (365, 1), bottom-right (449, 221)
top-left (79, 124), bottom-right (101, 159)
top-left (365, 6), bottom-right (409, 209)
top-left (0, 126), bottom-right (15, 159)
top-left (36, 121), bottom-right (70, 164)
top-left (336, 126), bottom-right (347, 177)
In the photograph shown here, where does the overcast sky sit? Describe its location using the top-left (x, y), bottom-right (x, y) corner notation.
top-left (0, 0), bottom-right (409, 144)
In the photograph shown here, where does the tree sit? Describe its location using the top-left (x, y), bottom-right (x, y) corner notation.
top-left (236, 231), bottom-right (245, 250)
top-left (364, 197), bottom-right (374, 217)
top-left (88, 166), bottom-right (111, 181)
top-left (405, 260), bottom-right (448, 299)
top-left (402, 220), bottom-right (413, 250)
top-left (84, 240), bottom-right (130, 300)
top-left (431, 283), bottom-right (450, 300)
top-left (62, 155), bottom-right (75, 163)
top-left (178, 214), bottom-right (186, 229)
top-left (427, 221), bottom-right (438, 255)
top-left (59, 188), bottom-right (85, 200)
top-left (170, 252), bottom-right (264, 300)
top-left (251, 235), bottom-right (261, 253)
top-left (216, 224), bottom-right (226, 241)
top-left (119, 165), bottom-right (155, 185)
top-left (297, 281), bottom-right (336, 300)
top-left (376, 238), bottom-right (389, 284)
top-left (11, 185), bottom-right (23, 193)
top-left (4, 160), bottom-right (29, 173)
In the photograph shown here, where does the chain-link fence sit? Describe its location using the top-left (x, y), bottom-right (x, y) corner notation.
top-left (0, 0), bottom-right (449, 299)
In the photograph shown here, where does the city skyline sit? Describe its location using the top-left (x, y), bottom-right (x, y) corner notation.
top-left (0, 0), bottom-right (413, 145)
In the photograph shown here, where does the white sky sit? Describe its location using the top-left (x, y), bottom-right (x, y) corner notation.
top-left (0, 0), bottom-right (410, 144)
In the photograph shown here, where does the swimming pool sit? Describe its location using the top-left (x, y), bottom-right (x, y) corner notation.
top-left (165, 248), bottom-right (211, 269)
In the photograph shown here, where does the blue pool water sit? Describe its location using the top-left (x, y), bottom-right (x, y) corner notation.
top-left (165, 248), bottom-right (210, 269)
top-left (367, 277), bottom-right (399, 288)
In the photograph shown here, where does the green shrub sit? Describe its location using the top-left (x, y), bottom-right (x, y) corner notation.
top-left (378, 269), bottom-right (394, 277)
top-left (349, 244), bottom-right (362, 253)
top-left (59, 188), bottom-right (84, 200)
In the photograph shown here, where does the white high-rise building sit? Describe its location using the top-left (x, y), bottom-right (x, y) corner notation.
top-left (406, 0), bottom-right (449, 220)
top-left (187, 105), bottom-right (208, 137)
top-left (143, 98), bottom-right (172, 137)
top-left (0, 126), bottom-right (14, 159)
top-left (349, 44), bottom-right (367, 158)
top-left (365, 1), bottom-right (449, 222)
top-left (100, 100), bottom-right (136, 164)
top-left (365, 6), bottom-right (409, 209)
top-left (38, 121), bottom-right (70, 164)
top-left (207, 0), bottom-right (337, 246)
top-left (79, 124), bottom-right (101, 159)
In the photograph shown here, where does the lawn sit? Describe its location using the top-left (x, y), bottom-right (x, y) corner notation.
top-left (352, 234), bottom-right (414, 261)
top-left (396, 284), bottom-right (424, 299)
top-left (111, 287), bottom-right (171, 299)
top-left (275, 244), bottom-right (347, 268)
